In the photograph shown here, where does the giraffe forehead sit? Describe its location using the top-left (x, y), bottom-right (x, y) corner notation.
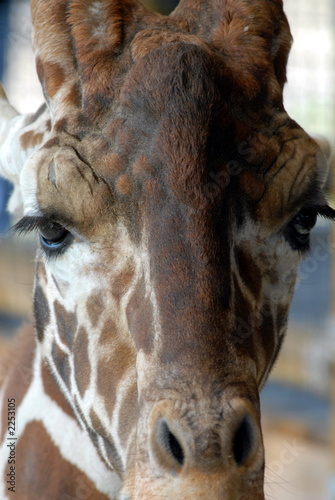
top-left (29, 43), bottom-right (323, 236)
top-left (130, 28), bottom-right (207, 61)
top-left (113, 43), bottom-right (320, 214)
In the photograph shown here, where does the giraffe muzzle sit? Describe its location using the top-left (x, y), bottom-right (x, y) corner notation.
top-left (141, 397), bottom-right (265, 498)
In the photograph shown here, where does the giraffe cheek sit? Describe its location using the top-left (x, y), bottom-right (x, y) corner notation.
top-left (54, 301), bottom-right (77, 350)
top-left (33, 284), bottom-right (51, 343)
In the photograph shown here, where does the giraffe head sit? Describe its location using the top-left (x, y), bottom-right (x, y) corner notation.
top-left (1, 0), bottom-right (334, 498)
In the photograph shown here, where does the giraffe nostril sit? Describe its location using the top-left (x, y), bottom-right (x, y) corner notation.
top-left (232, 414), bottom-right (257, 466)
top-left (156, 419), bottom-right (185, 466)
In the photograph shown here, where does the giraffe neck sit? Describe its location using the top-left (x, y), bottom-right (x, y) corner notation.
top-left (0, 326), bottom-right (122, 499)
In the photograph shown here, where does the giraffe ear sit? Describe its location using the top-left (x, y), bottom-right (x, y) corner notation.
top-left (171, 0), bottom-right (292, 90)
top-left (32, 0), bottom-right (152, 117)
top-left (0, 85), bottom-right (50, 214)
top-left (0, 87), bottom-right (21, 214)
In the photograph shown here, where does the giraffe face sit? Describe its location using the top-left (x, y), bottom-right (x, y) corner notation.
top-left (14, 41), bottom-right (330, 497)
top-left (2, 0), bottom-right (334, 497)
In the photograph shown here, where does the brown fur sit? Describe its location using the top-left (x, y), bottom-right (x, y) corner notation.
top-left (0, 1), bottom-right (329, 498)
top-left (73, 326), bottom-right (91, 397)
top-left (54, 301), bottom-right (78, 350)
top-left (86, 291), bottom-right (105, 328)
top-left (97, 337), bottom-right (136, 416)
top-left (20, 131), bottom-right (45, 150)
top-left (41, 361), bottom-right (74, 418)
top-left (14, 421), bottom-right (110, 500)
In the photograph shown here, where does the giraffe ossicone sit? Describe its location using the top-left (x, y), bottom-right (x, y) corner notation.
top-left (0, 0), bottom-right (333, 499)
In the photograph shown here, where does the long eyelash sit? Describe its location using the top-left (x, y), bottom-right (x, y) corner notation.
top-left (314, 205), bottom-right (335, 219)
top-left (12, 216), bottom-right (47, 235)
top-left (13, 205), bottom-right (335, 240)
top-left (12, 212), bottom-right (74, 236)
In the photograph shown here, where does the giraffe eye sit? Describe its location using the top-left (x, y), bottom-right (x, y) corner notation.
top-left (12, 215), bottom-right (74, 257)
top-left (39, 220), bottom-right (70, 249)
top-left (285, 207), bottom-right (318, 251)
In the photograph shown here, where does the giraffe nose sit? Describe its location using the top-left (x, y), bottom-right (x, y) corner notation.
top-left (149, 398), bottom-right (263, 474)
top-left (154, 418), bottom-right (185, 468)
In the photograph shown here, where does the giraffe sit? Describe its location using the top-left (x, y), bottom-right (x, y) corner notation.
top-left (0, 0), bottom-right (333, 498)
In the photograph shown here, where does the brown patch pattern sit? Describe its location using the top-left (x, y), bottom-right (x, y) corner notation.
top-left (132, 154), bottom-right (153, 177)
top-left (73, 326), bottom-right (91, 398)
top-left (102, 152), bottom-right (125, 177)
top-left (14, 421), bottom-right (110, 499)
top-left (115, 173), bottom-right (133, 196)
top-left (63, 81), bottom-right (81, 108)
top-left (99, 319), bottom-right (118, 346)
top-left (235, 246), bottom-right (262, 300)
top-left (43, 61), bottom-right (66, 99)
top-left (111, 265), bottom-right (135, 301)
top-left (51, 342), bottom-right (71, 389)
top-left (126, 278), bottom-right (155, 354)
top-left (86, 291), bottom-right (105, 328)
top-left (118, 381), bottom-right (138, 449)
top-left (33, 284), bottom-right (50, 343)
top-left (89, 408), bottom-right (123, 475)
top-left (41, 361), bottom-right (74, 418)
top-left (54, 301), bottom-right (78, 349)
top-left (20, 131), bottom-right (45, 151)
top-left (97, 338), bottom-right (135, 416)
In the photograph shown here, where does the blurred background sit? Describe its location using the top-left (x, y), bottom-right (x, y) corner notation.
top-left (0, 0), bottom-right (334, 498)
